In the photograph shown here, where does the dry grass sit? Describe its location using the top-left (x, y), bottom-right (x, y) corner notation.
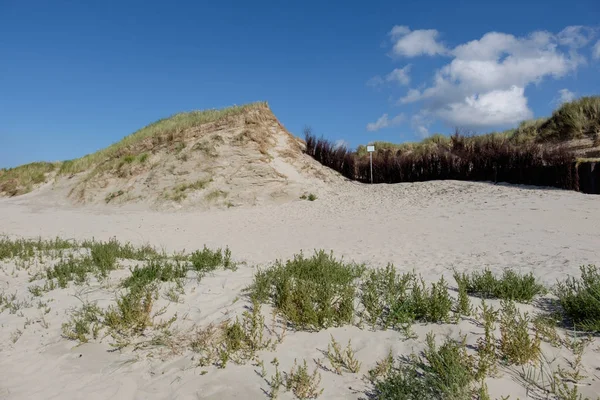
top-left (1, 102), bottom-right (269, 197)
top-left (60, 102), bottom-right (269, 176)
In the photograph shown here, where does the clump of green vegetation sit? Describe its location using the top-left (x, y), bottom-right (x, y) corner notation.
top-left (105, 190), bottom-right (125, 203)
top-left (285, 359), bottom-right (324, 399)
top-left (42, 238), bottom-right (157, 287)
top-left (81, 237), bottom-right (158, 262)
top-left (63, 285), bottom-right (163, 343)
top-left (498, 300), bottom-right (541, 365)
top-left (61, 303), bottom-right (103, 342)
top-left (0, 236), bottom-right (76, 261)
top-left (300, 193), bottom-right (318, 201)
top-left (167, 178), bottom-right (212, 201)
top-left (475, 300), bottom-right (498, 379)
top-left (46, 256), bottom-right (96, 287)
top-left (248, 250), bottom-right (365, 330)
top-left (453, 268), bottom-right (546, 303)
top-left (138, 153), bottom-right (149, 163)
top-left (555, 264), bottom-right (600, 333)
top-left (192, 301), bottom-right (271, 368)
top-left (370, 333), bottom-right (477, 400)
top-left (122, 259), bottom-right (187, 292)
top-left (189, 245), bottom-right (235, 274)
top-left (325, 335), bottom-right (361, 374)
top-left (103, 285), bottom-right (158, 337)
top-left (360, 266), bottom-right (453, 330)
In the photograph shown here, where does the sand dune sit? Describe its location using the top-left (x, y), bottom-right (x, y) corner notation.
top-left (1, 180), bottom-right (600, 399)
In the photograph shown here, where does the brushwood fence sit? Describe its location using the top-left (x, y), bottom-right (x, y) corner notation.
top-left (305, 134), bottom-right (598, 193)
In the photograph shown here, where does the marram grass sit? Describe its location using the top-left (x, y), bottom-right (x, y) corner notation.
top-left (1, 102), bottom-right (268, 195)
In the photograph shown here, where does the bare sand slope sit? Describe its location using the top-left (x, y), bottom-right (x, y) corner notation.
top-left (1, 180), bottom-right (600, 399)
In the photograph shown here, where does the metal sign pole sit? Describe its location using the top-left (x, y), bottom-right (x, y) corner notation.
top-left (370, 152), bottom-right (373, 184)
top-left (367, 145), bottom-right (375, 184)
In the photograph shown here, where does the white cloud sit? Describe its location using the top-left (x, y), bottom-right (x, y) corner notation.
top-left (392, 26), bottom-right (591, 129)
top-left (557, 26), bottom-right (596, 48)
top-left (386, 65), bottom-right (412, 85)
top-left (366, 113), bottom-right (405, 132)
top-left (593, 40), bottom-right (600, 59)
top-left (366, 76), bottom-right (385, 88)
top-left (411, 113), bottom-right (433, 138)
top-left (436, 86), bottom-right (533, 128)
top-left (557, 88), bottom-right (576, 104)
top-left (368, 65), bottom-right (412, 88)
top-left (389, 25), bottom-right (448, 57)
top-left (399, 88), bottom-right (422, 104)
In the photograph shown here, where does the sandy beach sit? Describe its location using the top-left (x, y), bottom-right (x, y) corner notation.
top-left (1, 180), bottom-right (600, 399)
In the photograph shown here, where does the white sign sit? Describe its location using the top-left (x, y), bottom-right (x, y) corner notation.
top-left (367, 145), bottom-right (375, 152)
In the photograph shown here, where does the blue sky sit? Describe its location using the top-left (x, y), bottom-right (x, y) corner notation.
top-left (1, 0), bottom-right (599, 168)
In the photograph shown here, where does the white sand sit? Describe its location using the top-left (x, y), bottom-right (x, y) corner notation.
top-left (1, 180), bottom-right (599, 399)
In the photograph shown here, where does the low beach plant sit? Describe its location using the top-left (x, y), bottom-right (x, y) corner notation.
top-left (555, 265), bottom-right (600, 333)
top-left (248, 250), bottom-right (365, 330)
top-left (371, 333), bottom-right (477, 400)
top-left (454, 268), bottom-right (546, 302)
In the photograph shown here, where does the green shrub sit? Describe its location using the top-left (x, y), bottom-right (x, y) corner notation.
top-left (360, 267), bottom-right (453, 329)
top-left (122, 259), bottom-right (187, 292)
top-left (555, 265), bottom-right (600, 333)
top-left (46, 256), bottom-right (95, 287)
top-left (248, 250), bottom-right (365, 330)
top-left (498, 300), bottom-right (540, 365)
top-left (81, 238), bottom-right (158, 261)
top-left (104, 285), bottom-right (156, 336)
top-left (189, 245), bottom-right (235, 273)
top-left (372, 333), bottom-right (476, 400)
top-left (454, 268), bottom-right (546, 302)
top-left (61, 303), bottom-right (103, 342)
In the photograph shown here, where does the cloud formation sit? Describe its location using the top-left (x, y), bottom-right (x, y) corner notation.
top-left (593, 40), bottom-right (600, 59)
top-left (557, 88), bottom-right (576, 104)
top-left (389, 26), bottom-right (448, 57)
top-left (368, 65), bottom-right (412, 87)
top-left (366, 113), bottom-right (405, 132)
top-left (386, 26), bottom-right (596, 131)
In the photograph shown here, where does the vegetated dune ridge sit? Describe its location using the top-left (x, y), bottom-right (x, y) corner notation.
top-left (0, 102), bottom-right (342, 210)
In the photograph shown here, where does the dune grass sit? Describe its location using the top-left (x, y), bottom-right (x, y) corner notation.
top-left (0, 162), bottom-right (58, 196)
top-left (1, 102), bottom-right (267, 196)
top-left (58, 102), bottom-right (267, 176)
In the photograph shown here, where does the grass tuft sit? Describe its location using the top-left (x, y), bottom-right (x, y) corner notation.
top-left (285, 359), bottom-right (324, 399)
top-left (454, 268), bottom-right (546, 303)
top-left (371, 332), bottom-right (476, 400)
top-left (555, 264), bottom-right (600, 333)
top-left (360, 267), bottom-right (454, 330)
top-left (325, 335), bottom-right (361, 374)
top-left (248, 250), bottom-right (365, 330)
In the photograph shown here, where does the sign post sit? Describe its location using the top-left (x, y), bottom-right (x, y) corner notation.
top-left (367, 145), bottom-right (375, 184)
